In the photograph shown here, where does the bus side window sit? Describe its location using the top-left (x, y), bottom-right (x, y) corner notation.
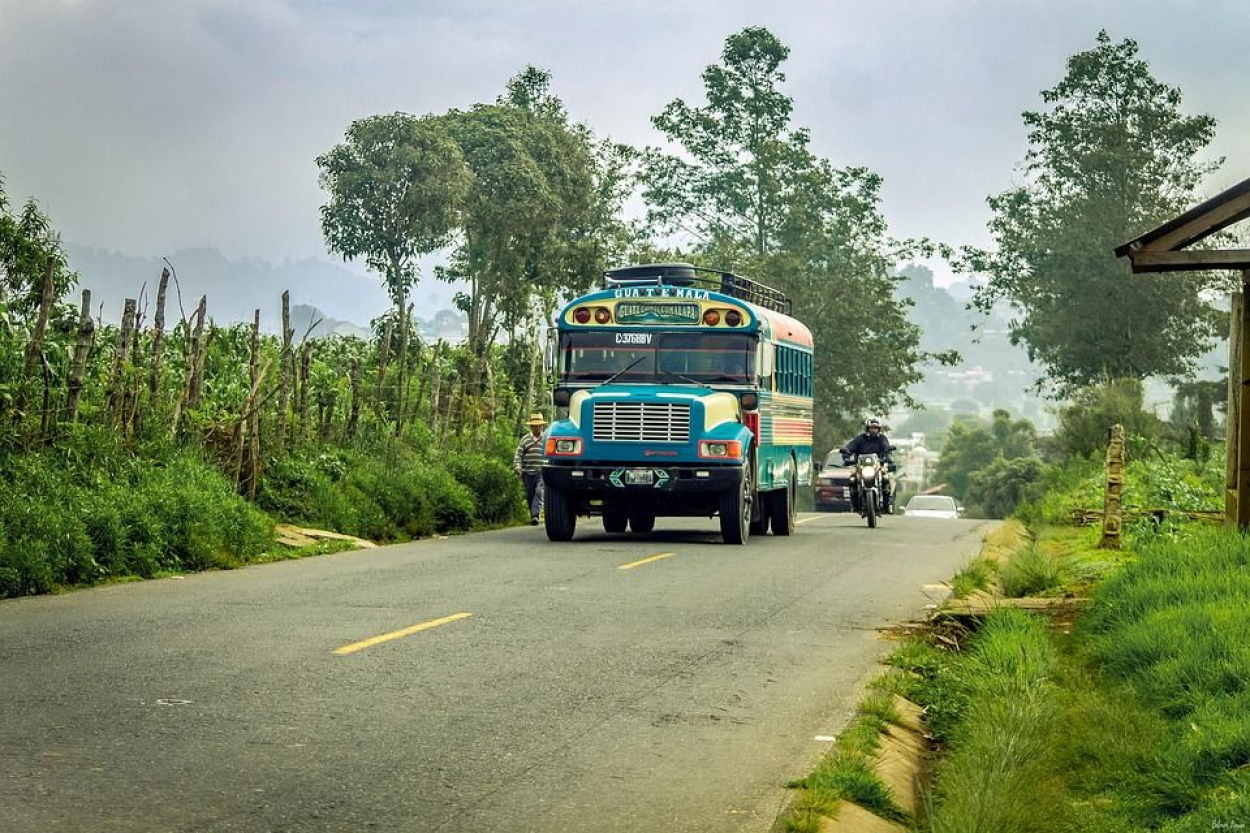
top-left (759, 342), bottom-right (775, 389)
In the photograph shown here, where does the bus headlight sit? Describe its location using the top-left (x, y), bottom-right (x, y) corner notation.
top-left (699, 440), bottom-right (742, 459)
top-left (546, 437), bottom-right (583, 456)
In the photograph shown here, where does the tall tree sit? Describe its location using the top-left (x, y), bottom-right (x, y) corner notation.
top-left (436, 67), bottom-right (615, 372)
top-left (960, 31), bottom-right (1224, 394)
top-left (317, 113), bottom-right (469, 312)
top-left (933, 409), bottom-right (1039, 504)
top-left (642, 29), bottom-right (946, 450)
top-left (317, 113), bottom-right (470, 426)
top-left (643, 26), bottom-right (814, 259)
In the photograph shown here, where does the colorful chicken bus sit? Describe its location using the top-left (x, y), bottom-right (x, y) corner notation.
top-left (541, 263), bottom-right (814, 544)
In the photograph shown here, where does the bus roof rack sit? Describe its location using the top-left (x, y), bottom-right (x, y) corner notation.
top-left (603, 262), bottom-right (792, 315)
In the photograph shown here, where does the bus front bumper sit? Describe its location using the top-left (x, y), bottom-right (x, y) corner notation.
top-left (542, 463), bottom-right (743, 495)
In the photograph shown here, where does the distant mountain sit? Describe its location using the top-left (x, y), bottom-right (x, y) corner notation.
top-left (894, 263), bottom-right (1054, 426)
top-left (64, 245), bottom-right (392, 332)
top-left (290, 304), bottom-right (371, 340)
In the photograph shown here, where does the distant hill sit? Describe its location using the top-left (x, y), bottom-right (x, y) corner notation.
top-left (290, 304), bottom-right (371, 340)
top-left (64, 245), bottom-right (391, 332)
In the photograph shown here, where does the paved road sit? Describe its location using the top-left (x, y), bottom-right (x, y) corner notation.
top-left (1, 512), bottom-right (993, 833)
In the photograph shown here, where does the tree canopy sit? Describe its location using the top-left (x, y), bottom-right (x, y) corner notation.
top-left (316, 113), bottom-right (470, 310)
top-left (643, 27), bottom-right (947, 449)
top-left (960, 31), bottom-right (1224, 394)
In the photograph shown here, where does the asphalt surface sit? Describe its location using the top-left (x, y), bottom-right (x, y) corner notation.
top-left (1, 511), bottom-right (994, 833)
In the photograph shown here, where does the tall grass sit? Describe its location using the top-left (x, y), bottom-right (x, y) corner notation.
top-left (783, 693), bottom-right (912, 831)
top-left (917, 609), bottom-right (1070, 833)
top-left (1074, 528), bottom-right (1250, 820)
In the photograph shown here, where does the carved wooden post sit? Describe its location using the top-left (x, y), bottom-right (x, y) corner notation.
top-left (1237, 270), bottom-right (1250, 528)
top-left (1101, 423), bottom-right (1126, 549)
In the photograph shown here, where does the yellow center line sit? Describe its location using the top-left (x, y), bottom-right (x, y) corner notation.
top-left (796, 515), bottom-right (828, 525)
top-left (333, 612), bottom-right (473, 656)
top-left (618, 552), bottom-right (677, 571)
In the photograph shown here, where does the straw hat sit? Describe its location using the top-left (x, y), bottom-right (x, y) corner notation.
top-left (526, 412), bottom-right (547, 426)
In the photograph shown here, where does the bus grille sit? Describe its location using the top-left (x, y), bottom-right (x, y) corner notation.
top-left (592, 401), bottom-right (691, 443)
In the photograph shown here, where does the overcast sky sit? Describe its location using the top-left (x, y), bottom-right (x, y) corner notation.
top-left (2, 0), bottom-right (1247, 303)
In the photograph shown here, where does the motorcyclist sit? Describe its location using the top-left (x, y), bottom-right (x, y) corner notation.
top-left (840, 418), bottom-right (895, 512)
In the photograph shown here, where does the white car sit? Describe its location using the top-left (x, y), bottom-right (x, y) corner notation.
top-left (903, 495), bottom-right (963, 519)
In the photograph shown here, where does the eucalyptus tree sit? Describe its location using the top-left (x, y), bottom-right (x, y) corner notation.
top-left (960, 31), bottom-right (1224, 394)
top-left (641, 28), bottom-right (942, 448)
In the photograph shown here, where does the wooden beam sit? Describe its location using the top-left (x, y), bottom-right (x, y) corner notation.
top-left (1116, 177), bottom-right (1250, 257)
top-left (1139, 187), bottom-right (1250, 253)
top-left (1128, 249), bottom-right (1250, 273)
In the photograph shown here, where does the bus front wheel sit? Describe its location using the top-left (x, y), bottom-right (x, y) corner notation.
top-left (720, 465), bottom-right (751, 545)
top-left (545, 485), bottom-right (577, 541)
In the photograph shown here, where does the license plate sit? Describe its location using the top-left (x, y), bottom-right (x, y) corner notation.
top-left (624, 469), bottom-right (654, 486)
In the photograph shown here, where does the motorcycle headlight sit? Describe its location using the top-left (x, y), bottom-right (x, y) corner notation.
top-left (861, 466), bottom-right (876, 482)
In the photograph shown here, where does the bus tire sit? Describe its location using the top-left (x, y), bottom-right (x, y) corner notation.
top-left (603, 508), bottom-right (628, 533)
top-left (545, 485), bottom-right (576, 541)
top-left (720, 465), bottom-right (751, 545)
top-left (769, 469), bottom-right (797, 536)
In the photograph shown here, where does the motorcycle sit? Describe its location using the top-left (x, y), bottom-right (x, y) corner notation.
top-left (847, 451), bottom-right (895, 528)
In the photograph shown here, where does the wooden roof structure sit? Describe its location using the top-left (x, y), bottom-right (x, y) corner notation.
top-left (1114, 176), bottom-right (1250, 528)
top-left (1115, 176), bottom-right (1250, 272)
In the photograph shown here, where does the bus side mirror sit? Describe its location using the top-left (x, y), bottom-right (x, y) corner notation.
top-left (553, 389), bottom-right (571, 407)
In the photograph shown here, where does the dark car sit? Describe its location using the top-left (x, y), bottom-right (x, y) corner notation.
top-left (814, 453), bottom-right (854, 512)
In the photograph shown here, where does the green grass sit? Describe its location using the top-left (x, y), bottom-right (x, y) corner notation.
top-left (1000, 544), bottom-right (1063, 597)
top-left (911, 523), bottom-right (1250, 832)
top-left (783, 705), bottom-right (912, 832)
top-left (950, 556), bottom-right (997, 598)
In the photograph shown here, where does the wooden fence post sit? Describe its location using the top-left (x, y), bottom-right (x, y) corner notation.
top-left (65, 289), bottom-right (94, 424)
top-left (275, 290), bottom-right (293, 453)
top-left (346, 357), bottom-right (361, 440)
top-left (105, 298), bottom-right (137, 425)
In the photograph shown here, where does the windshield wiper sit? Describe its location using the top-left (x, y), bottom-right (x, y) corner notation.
top-left (658, 370), bottom-right (709, 388)
top-left (596, 356), bottom-right (648, 387)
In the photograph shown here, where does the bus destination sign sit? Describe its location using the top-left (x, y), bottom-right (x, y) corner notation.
top-left (615, 302), bottom-right (701, 325)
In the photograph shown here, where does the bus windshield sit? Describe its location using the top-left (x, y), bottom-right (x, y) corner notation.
top-left (559, 331), bottom-right (757, 385)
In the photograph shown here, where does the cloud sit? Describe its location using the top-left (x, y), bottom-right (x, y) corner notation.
top-left (1, 0), bottom-right (1246, 293)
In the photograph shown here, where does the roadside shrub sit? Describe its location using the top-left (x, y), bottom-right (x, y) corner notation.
top-left (444, 452), bottom-right (526, 525)
top-left (950, 556), bottom-right (996, 598)
top-left (412, 465), bottom-right (476, 532)
top-left (141, 455), bottom-right (272, 570)
top-left (258, 453), bottom-right (395, 540)
top-left (345, 460), bottom-right (434, 540)
top-left (0, 445), bottom-right (272, 597)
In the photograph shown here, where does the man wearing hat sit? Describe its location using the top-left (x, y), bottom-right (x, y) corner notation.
top-left (513, 412), bottom-right (548, 525)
